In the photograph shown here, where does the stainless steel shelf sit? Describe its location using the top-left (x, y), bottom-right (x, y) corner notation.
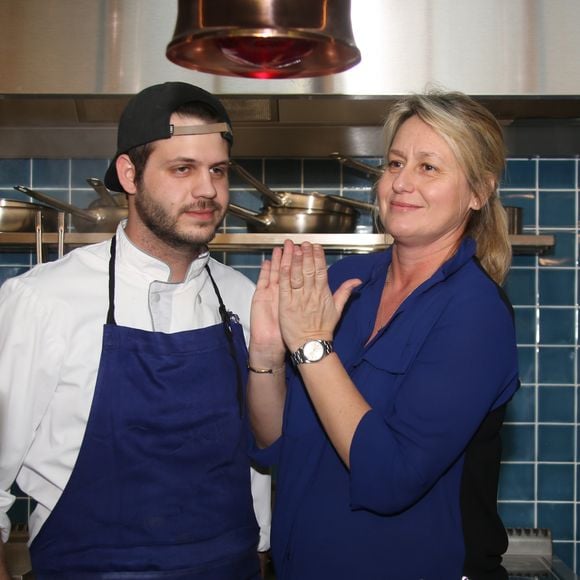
top-left (0, 232), bottom-right (555, 254)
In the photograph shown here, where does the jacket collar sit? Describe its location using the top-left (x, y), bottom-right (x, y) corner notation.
top-left (115, 220), bottom-right (211, 284)
top-left (356, 236), bottom-right (477, 295)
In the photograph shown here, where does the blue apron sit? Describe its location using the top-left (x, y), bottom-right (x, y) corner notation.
top-left (30, 237), bottom-right (260, 579)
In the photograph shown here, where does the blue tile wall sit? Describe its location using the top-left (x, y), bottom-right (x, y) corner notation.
top-left (1, 155), bottom-right (580, 571)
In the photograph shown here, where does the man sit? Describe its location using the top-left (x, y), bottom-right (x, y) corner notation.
top-left (0, 82), bottom-right (270, 579)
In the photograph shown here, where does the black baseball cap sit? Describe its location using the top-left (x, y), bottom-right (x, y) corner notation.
top-left (104, 82), bottom-right (233, 193)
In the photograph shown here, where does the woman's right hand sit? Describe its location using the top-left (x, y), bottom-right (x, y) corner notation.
top-left (249, 246), bottom-right (286, 368)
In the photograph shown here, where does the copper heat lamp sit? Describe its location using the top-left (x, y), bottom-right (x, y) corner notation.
top-left (166, 0), bottom-right (361, 79)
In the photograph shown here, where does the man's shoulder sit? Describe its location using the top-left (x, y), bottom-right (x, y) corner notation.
top-left (7, 240), bottom-right (110, 295)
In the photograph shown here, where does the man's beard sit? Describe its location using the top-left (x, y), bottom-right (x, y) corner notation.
top-left (135, 188), bottom-right (225, 251)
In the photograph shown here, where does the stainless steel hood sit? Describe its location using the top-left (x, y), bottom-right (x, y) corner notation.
top-left (1, 0), bottom-right (580, 158)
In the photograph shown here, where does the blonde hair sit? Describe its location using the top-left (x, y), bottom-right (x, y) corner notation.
top-left (382, 91), bottom-right (511, 285)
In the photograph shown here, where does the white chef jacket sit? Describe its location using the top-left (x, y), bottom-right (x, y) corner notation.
top-left (0, 221), bottom-right (271, 551)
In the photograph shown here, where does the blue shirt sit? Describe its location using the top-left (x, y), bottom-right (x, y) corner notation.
top-left (254, 238), bottom-right (519, 580)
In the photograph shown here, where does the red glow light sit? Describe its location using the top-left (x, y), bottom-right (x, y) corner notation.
top-left (216, 36), bottom-right (317, 76)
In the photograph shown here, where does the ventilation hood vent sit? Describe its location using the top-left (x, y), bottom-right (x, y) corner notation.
top-left (1, 0), bottom-right (580, 157)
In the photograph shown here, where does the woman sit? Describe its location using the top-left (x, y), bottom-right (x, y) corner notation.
top-left (247, 91), bottom-right (519, 579)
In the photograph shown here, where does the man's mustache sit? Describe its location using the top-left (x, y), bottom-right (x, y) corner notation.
top-left (180, 201), bottom-right (223, 213)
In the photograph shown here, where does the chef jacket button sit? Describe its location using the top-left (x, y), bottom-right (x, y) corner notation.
top-left (152, 294), bottom-right (161, 302)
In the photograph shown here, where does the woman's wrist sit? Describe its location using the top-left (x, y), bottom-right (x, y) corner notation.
top-left (248, 342), bottom-right (286, 367)
top-left (248, 362), bottom-right (285, 375)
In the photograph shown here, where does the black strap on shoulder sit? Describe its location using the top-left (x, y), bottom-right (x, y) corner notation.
top-left (205, 264), bottom-right (244, 416)
top-left (106, 235), bottom-right (117, 325)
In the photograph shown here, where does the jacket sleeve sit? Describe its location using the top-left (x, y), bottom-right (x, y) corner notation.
top-left (0, 278), bottom-right (67, 542)
top-left (348, 290), bottom-right (519, 514)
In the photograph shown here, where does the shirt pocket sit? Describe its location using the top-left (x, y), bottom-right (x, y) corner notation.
top-left (348, 328), bottom-right (421, 412)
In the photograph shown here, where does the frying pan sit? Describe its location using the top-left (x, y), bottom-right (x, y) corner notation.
top-left (15, 183), bottom-right (128, 233)
top-left (228, 161), bottom-right (374, 233)
top-left (0, 199), bottom-right (59, 233)
top-left (227, 203), bottom-right (359, 234)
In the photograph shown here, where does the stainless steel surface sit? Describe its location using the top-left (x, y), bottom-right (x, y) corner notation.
top-left (1, 0), bottom-right (580, 96)
top-left (229, 159), bottom-right (376, 232)
top-left (230, 161), bottom-right (286, 206)
top-left (504, 206), bottom-right (524, 235)
top-left (15, 186), bottom-right (98, 222)
top-left (4, 542), bottom-right (33, 580)
top-left (505, 527), bottom-right (552, 562)
top-left (4, 524), bottom-right (33, 580)
top-left (0, 232), bottom-right (555, 255)
top-left (228, 203), bottom-right (359, 234)
top-left (330, 153), bottom-right (384, 177)
top-left (0, 199), bottom-right (59, 233)
top-left (1, 1), bottom-right (580, 157)
top-left (502, 528), bottom-right (578, 579)
top-left (230, 160), bottom-right (373, 213)
top-left (87, 177), bottom-right (120, 207)
top-left (15, 186), bottom-right (128, 233)
top-left (505, 556), bottom-right (578, 579)
top-left (167, 0), bottom-right (360, 78)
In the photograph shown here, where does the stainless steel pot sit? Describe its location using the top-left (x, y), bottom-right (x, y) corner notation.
top-left (229, 161), bottom-right (374, 233)
top-left (14, 183), bottom-right (128, 233)
top-left (228, 203), bottom-right (359, 234)
top-left (0, 199), bottom-right (59, 232)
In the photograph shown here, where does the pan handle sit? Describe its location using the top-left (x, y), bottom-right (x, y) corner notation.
top-left (227, 203), bottom-right (272, 227)
top-left (14, 186), bottom-right (100, 223)
top-left (86, 177), bottom-right (119, 207)
top-left (330, 153), bottom-right (384, 178)
top-left (229, 161), bottom-right (285, 207)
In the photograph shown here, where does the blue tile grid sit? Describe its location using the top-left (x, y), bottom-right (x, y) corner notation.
top-left (1, 155), bottom-right (580, 571)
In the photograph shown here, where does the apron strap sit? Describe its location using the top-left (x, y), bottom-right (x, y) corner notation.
top-left (205, 264), bottom-right (244, 416)
top-left (106, 239), bottom-right (243, 416)
top-left (106, 235), bottom-right (117, 325)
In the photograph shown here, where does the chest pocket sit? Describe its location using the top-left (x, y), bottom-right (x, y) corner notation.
top-left (351, 291), bottom-right (449, 409)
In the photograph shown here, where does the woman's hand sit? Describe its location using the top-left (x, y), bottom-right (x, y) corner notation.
top-left (249, 246), bottom-right (286, 367)
top-left (278, 240), bottom-right (361, 352)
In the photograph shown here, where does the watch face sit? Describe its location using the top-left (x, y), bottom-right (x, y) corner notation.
top-left (303, 340), bottom-right (325, 362)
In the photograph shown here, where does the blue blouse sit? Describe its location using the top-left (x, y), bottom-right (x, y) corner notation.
top-left (253, 238), bottom-right (519, 580)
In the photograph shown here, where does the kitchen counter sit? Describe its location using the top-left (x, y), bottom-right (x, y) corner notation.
top-left (6, 527), bottom-right (577, 579)
top-left (505, 555), bottom-right (578, 579)
top-left (5, 551), bottom-right (578, 579)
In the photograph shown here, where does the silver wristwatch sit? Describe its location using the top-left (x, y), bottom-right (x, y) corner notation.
top-left (290, 339), bottom-right (334, 366)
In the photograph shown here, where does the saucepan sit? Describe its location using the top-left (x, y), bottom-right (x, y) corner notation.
top-left (228, 161), bottom-right (375, 233)
top-left (14, 179), bottom-right (128, 233)
top-left (0, 199), bottom-right (60, 232)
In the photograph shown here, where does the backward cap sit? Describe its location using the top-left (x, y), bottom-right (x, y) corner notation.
top-left (104, 82), bottom-right (232, 193)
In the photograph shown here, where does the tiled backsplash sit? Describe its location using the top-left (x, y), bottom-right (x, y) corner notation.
top-left (1, 156), bottom-right (579, 571)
